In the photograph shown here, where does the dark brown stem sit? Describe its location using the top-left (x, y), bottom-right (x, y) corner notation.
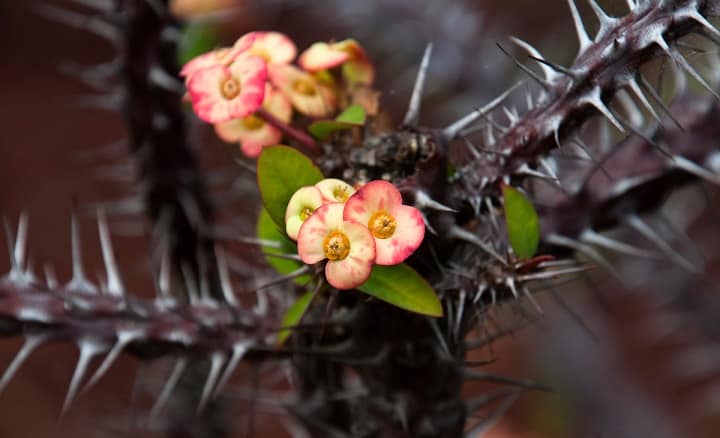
top-left (256, 107), bottom-right (320, 154)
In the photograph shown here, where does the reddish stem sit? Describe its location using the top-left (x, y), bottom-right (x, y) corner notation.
top-left (257, 107), bottom-right (320, 154)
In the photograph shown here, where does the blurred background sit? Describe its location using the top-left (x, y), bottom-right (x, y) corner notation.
top-left (1, 0), bottom-right (719, 436)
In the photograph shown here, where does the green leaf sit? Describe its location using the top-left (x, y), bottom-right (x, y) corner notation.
top-left (256, 208), bottom-right (311, 285)
top-left (257, 146), bottom-right (324, 228)
top-left (358, 264), bottom-right (443, 317)
top-left (308, 104), bottom-right (366, 140)
top-left (277, 289), bottom-right (315, 346)
top-left (335, 104), bottom-right (366, 125)
top-left (502, 184), bottom-right (540, 259)
top-left (177, 23), bottom-right (219, 65)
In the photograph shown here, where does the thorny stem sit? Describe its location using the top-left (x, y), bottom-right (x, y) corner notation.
top-left (256, 107), bottom-right (320, 154)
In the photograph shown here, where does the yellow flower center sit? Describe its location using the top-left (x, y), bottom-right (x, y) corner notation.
top-left (332, 186), bottom-right (350, 202)
top-left (368, 211), bottom-right (396, 239)
top-left (299, 206), bottom-right (314, 221)
top-left (250, 47), bottom-right (273, 63)
top-left (323, 231), bottom-right (350, 261)
top-left (241, 114), bottom-right (265, 130)
top-left (292, 78), bottom-right (317, 96)
top-left (220, 78), bottom-right (241, 100)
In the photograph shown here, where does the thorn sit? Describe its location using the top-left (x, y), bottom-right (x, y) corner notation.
top-left (149, 358), bottom-right (188, 421)
top-left (659, 39), bottom-right (720, 100)
top-left (526, 54), bottom-right (578, 80)
top-left (545, 233), bottom-right (622, 281)
top-left (157, 242), bottom-right (172, 300)
top-left (197, 352), bottom-right (226, 413)
top-left (672, 154), bottom-right (720, 185)
top-left (149, 65), bottom-right (184, 94)
top-left (683, 8), bottom-right (720, 45)
top-left (580, 87), bottom-right (626, 133)
top-left (509, 36), bottom-right (562, 82)
top-left (44, 264), bottom-right (58, 289)
top-left (448, 225), bottom-right (506, 264)
top-left (14, 213), bottom-right (28, 274)
top-left (402, 43), bottom-right (433, 127)
top-left (0, 334), bottom-right (51, 392)
top-left (66, 211), bottom-right (97, 294)
top-left (516, 163), bottom-right (556, 182)
top-left (214, 246), bottom-right (239, 307)
top-left (638, 75), bottom-right (685, 131)
top-left (97, 210), bottom-right (125, 298)
top-left (517, 265), bottom-right (592, 282)
top-left (627, 77), bottom-right (662, 125)
top-left (615, 89), bottom-right (644, 127)
top-left (442, 81), bottom-right (523, 140)
top-left (580, 228), bottom-right (658, 259)
top-left (626, 214), bottom-right (701, 273)
top-left (214, 342), bottom-right (251, 398)
top-left (82, 329), bottom-right (144, 394)
top-left (180, 263), bottom-right (200, 304)
top-left (496, 43), bottom-right (550, 91)
top-left (453, 290), bottom-right (467, 342)
top-left (587, 0), bottom-right (617, 38)
top-left (249, 266), bottom-right (311, 293)
top-left (61, 339), bottom-right (106, 417)
top-left (466, 390), bottom-right (523, 435)
top-left (414, 190), bottom-right (457, 212)
top-left (566, 0), bottom-right (592, 54)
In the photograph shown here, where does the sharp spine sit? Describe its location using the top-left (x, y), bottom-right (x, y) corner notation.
top-left (402, 43), bottom-right (433, 127)
top-left (442, 81), bottom-right (522, 140)
top-left (97, 209), bottom-right (125, 298)
top-left (62, 339), bottom-right (107, 416)
top-left (626, 214), bottom-right (701, 273)
top-left (149, 358), bottom-right (188, 421)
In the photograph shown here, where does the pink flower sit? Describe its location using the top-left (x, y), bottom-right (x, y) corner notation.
top-left (298, 203), bottom-right (376, 290)
top-left (343, 180), bottom-right (425, 265)
top-left (315, 178), bottom-right (356, 203)
top-left (214, 84), bottom-right (292, 157)
top-left (284, 186), bottom-right (324, 241)
top-left (268, 64), bottom-right (336, 117)
top-left (241, 31), bottom-right (297, 65)
top-left (180, 35), bottom-right (257, 79)
top-left (298, 42), bottom-right (350, 71)
top-left (299, 39), bottom-right (374, 86)
top-left (186, 56), bottom-right (267, 123)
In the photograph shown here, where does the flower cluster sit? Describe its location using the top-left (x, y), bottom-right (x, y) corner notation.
top-left (181, 31), bottom-right (376, 157)
top-left (286, 180), bottom-right (425, 289)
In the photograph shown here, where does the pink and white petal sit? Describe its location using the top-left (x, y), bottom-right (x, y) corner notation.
top-left (264, 85), bottom-right (293, 122)
top-left (181, 48), bottom-right (230, 78)
top-left (267, 63), bottom-right (294, 90)
top-left (240, 124), bottom-right (283, 156)
top-left (315, 178), bottom-right (356, 203)
top-left (374, 204), bottom-right (425, 265)
top-left (325, 222), bottom-right (375, 289)
top-left (297, 203), bottom-right (344, 264)
top-left (187, 66), bottom-right (233, 123)
top-left (233, 32), bottom-right (259, 54)
top-left (252, 32), bottom-right (297, 64)
top-left (214, 118), bottom-right (245, 142)
top-left (344, 180), bottom-right (403, 226)
top-left (286, 186), bottom-right (324, 223)
top-left (289, 91), bottom-right (333, 117)
top-left (299, 42), bottom-right (349, 72)
top-left (285, 215), bottom-right (305, 242)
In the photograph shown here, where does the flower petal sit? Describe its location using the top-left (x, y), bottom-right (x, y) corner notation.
top-left (297, 202), bottom-right (344, 264)
top-left (285, 186), bottom-right (324, 240)
top-left (343, 180), bottom-right (403, 227)
top-left (268, 64), bottom-right (336, 117)
top-left (374, 204), bottom-right (425, 265)
top-left (315, 178), bottom-right (356, 203)
top-left (181, 47), bottom-right (236, 78)
top-left (299, 42), bottom-right (349, 72)
top-left (187, 65), bottom-right (233, 123)
top-left (227, 55), bottom-right (267, 118)
top-left (248, 31), bottom-right (297, 64)
top-left (325, 221), bottom-right (375, 289)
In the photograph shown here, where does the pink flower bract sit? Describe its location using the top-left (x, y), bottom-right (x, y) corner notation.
top-left (343, 180), bottom-right (425, 265)
top-left (214, 84), bottom-right (292, 157)
top-left (268, 64), bottom-right (336, 117)
top-left (298, 42), bottom-right (350, 72)
top-left (187, 55), bottom-right (267, 123)
top-left (298, 203), bottom-right (376, 290)
top-left (284, 186), bottom-right (324, 241)
top-left (241, 31), bottom-right (297, 65)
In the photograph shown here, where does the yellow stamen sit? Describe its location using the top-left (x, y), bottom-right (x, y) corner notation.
top-left (332, 186), bottom-right (350, 202)
top-left (292, 78), bottom-right (317, 96)
top-left (220, 78), bottom-right (241, 100)
top-left (299, 206), bottom-right (314, 221)
top-left (323, 231), bottom-right (350, 261)
top-left (368, 211), bottom-right (396, 239)
top-left (251, 48), bottom-right (272, 63)
top-left (241, 114), bottom-right (265, 130)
